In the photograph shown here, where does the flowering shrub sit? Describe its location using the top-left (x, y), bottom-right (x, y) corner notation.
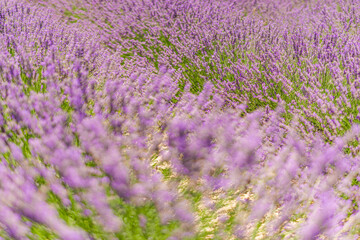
top-left (0, 0), bottom-right (360, 239)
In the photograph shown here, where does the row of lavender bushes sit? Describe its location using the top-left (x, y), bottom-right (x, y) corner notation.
top-left (0, 0), bottom-right (359, 239)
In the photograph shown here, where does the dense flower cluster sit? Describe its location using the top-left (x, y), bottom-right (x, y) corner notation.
top-left (0, 0), bottom-right (360, 239)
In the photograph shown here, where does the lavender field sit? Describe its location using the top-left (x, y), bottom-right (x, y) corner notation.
top-left (2, 0), bottom-right (360, 239)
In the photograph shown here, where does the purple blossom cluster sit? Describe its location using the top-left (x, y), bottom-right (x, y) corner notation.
top-left (0, 0), bottom-right (360, 239)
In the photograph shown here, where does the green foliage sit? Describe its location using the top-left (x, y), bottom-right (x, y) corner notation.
top-left (47, 190), bottom-right (111, 239)
top-left (28, 222), bottom-right (58, 240)
top-left (107, 188), bottom-right (180, 240)
top-left (21, 66), bottom-right (47, 95)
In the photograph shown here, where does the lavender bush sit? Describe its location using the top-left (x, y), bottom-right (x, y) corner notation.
top-left (0, 0), bottom-right (359, 239)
